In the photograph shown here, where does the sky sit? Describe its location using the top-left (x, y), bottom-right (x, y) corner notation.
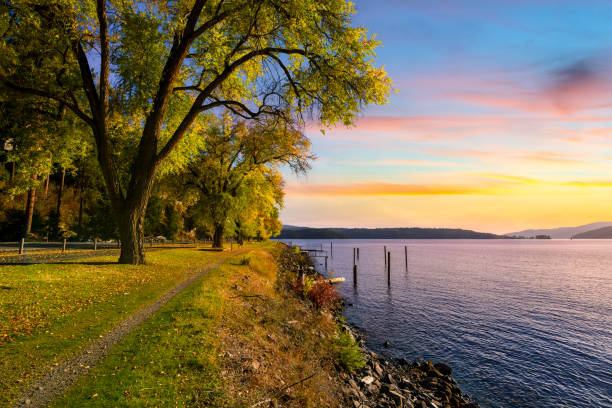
top-left (279, 0), bottom-right (612, 234)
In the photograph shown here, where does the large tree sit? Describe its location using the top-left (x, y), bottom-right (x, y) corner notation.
top-left (0, 0), bottom-right (391, 263)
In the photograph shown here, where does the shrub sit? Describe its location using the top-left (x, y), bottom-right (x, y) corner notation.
top-left (306, 279), bottom-right (339, 308)
top-left (335, 328), bottom-right (365, 372)
top-left (302, 275), bottom-right (314, 297)
top-left (238, 256), bottom-right (251, 266)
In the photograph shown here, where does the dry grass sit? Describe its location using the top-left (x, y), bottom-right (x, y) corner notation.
top-left (218, 246), bottom-right (344, 407)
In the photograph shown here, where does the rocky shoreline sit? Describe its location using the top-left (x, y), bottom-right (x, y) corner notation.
top-left (275, 243), bottom-right (479, 408)
top-left (337, 323), bottom-right (479, 408)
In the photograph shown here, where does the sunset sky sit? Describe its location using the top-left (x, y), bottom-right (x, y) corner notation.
top-left (279, 0), bottom-right (612, 234)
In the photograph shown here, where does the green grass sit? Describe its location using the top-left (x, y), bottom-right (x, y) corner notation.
top-left (0, 248), bottom-right (230, 406)
top-left (51, 243), bottom-right (345, 407)
top-left (50, 252), bottom-right (243, 408)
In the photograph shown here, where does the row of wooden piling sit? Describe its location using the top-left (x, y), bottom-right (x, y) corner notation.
top-left (350, 244), bottom-right (408, 287)
top-left (294, 242), bottom-right (408, 288)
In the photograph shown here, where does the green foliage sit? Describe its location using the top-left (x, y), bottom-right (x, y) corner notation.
top-left (335, 327), bottom-right (366, 372)
top-left (180, 117), bottom-right (304, 242)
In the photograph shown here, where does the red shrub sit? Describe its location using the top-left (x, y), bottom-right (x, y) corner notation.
top-left (307, 281), bottom-right (340, 308)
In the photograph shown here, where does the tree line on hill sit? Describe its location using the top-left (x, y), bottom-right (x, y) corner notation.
top-left (0, 1), bottom-right (392, 263)
top-left (276, 227), bottom-right (502, 239)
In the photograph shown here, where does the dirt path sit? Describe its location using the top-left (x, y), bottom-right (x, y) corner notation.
top-left (14, 250), bottom-right (245, 408)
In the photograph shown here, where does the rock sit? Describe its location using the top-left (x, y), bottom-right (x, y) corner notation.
top-left (372, 362), bottom-right (384, 377)
top-left (434, 363), bottom-right (452, 376)
top-left (388, 390), bottom-right (404, 405)
top-left (366, 383), bottom-right (379, 394)
top-left (251, 360), bottom-right (260, 371)
top-left (382, 373), bottom-right (395, 384)
top-left (361, 375), bottom-right (375, 385)
top-left (384, 340), bottom-right (391, 348)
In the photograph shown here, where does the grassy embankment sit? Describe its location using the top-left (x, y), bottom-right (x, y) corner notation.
top-left (0, 248), bottom-right (230, 406)
top-left (2, 243), bottom-right (360, 407)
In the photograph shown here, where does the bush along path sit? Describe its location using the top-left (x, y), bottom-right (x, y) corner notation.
top-left (14, 249), bottom-right (245, 408)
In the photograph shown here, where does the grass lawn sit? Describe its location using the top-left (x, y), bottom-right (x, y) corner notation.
top-left (0, 247), bottom-right (233, 406)
top-left (51, 243), bottom-right (345, 408)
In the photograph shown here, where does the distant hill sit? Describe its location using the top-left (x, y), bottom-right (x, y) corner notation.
top-left (572, 226), bottom-right (612, 239)
top-left (506, 222), bottom-right (612, 239)
top-left (276, 227), bottom-right (501, 239)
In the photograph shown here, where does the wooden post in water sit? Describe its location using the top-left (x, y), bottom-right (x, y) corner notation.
top-left (404, 246), bottom-right (408, 270)
top-left (353, 251), bottom-right (357, 286)
top-left (387, 252), bottom-right (391, 285)
top-left (325, 256), bottom-right (328, 269)
top-left (62, 238), bottom-right (67, 253)
top-left (330, 242), bottom-right (333, 257)
top-left (357, 248), bottom-right (360, 261)
top-left (19, 238), bottom-right (24, 254)
top-left (384, 246), bottom-right (387, 266)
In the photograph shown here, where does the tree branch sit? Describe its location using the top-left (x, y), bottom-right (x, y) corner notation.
top-left (96, 0), bottom-right (110, 116)
top-left (0, 79), bottom-right (93, 126)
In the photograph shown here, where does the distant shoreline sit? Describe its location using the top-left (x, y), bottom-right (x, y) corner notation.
top-left (275, 226), bottom-right (553, 240)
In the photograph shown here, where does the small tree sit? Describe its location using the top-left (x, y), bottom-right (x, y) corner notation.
top-left (182, 117), bottom-right (309, 248)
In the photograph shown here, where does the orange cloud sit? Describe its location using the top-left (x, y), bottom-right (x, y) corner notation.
top-left (285, 181), bottom-right (488, 196)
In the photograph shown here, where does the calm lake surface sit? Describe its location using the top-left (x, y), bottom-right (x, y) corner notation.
top-left (279, 239), bottom-right (612, 408)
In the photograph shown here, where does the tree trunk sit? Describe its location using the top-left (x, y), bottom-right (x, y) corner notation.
top-left (234, 221), bottom-right (244, 245)
top-left (55, 167), bottom-right (66, 233)
top-left (77, 161), bottom-right (86, 232)
top-left (44, 172), bottom-right (50, 198)
top-left (115, 172), bottom-right (156, 264)
top-left (212, 224), bottom-right (224, 249)
top-left (23, 174), bottom-right (37, 238)
top-left (117, 207), bottom-right (146, 264)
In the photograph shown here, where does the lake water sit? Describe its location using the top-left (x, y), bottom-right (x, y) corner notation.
top-left (279, 239), bottom-right (612, 408)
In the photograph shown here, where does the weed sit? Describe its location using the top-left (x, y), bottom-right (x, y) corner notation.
top-left (335, 328), bottom-right (365, 372)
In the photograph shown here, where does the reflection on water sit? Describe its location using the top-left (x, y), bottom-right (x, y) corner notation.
top-left (280, 239), bottom-right (612, 408)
